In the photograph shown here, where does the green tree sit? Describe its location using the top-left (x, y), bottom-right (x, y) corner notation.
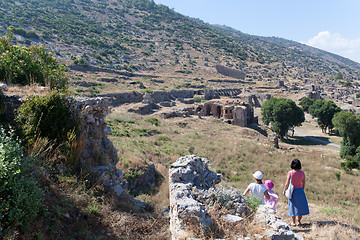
top-left (299, 97), bottom-right (315, 112)
top-left (333, 111), bottom-right (360, 156)
top-left (0, 29), bottom-right (68, 90)
top-left (261, 97), bottom-right (305, 139)
top-left (308, 99), bottom-right (341, 133)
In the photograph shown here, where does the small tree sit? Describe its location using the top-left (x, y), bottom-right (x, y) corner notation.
top-left (309, 99), bottom-right (341, 133)
top-left (333, 111), bottom-right (360, 171)
top-left (261, 97), bottom-right (305, 139)
top-left (335, 72), bottom-right (344, 80)
top-left (299, 97), bottom-right (314, 112)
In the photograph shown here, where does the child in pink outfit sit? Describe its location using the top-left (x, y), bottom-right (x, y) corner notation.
top-left (264, 180), bottom-right (279, 215)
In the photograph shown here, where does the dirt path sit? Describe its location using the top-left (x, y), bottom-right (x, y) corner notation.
top-left (275, 202), bottom-right (360, 239)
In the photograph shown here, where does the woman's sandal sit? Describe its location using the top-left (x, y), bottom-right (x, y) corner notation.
top-left (290, 223), bottom-right (297, 227)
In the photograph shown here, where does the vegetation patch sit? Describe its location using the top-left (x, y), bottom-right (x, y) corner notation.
top-left (0, 30), bottom-right (68, 90)
top-left (0, 127), bottom-right (43, 237)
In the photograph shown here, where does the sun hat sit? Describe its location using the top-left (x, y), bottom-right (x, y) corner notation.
top-left (264, 180), bottom-right (274, 189)
top-left (253, 171), bottom-right (263, 180)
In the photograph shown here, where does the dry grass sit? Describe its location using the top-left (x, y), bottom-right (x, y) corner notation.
top-left (205, 203), bottom-right (269, 240)
top-left (106, 106), bottom-right (360, 232)
top-left (2, 83), bottom-right (50, 98)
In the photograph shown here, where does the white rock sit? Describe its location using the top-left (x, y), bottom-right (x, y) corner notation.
top-left (222, 214), bottom-right (244, 223)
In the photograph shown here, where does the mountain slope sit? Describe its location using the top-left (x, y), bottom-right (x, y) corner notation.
top-left (0, 0), bottom-right (359, 91)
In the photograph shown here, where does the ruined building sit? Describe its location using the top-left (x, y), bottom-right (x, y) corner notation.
top-left (196, 99), bottom-right (257, 127)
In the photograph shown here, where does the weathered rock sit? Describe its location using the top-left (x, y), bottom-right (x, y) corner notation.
top-left (222, 214), bottom-right (244, 223)
top-left (169, 155), bottom-right (221, 239)
top-left (256, 205), bottom-right (303, 240)
top-left (192, 186), bottom-right (248, 216)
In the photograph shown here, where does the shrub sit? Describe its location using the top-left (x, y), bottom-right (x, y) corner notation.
top-left (0, 127), bottom-right (43, 236)
top-left (0, 29), bottom-right (68, 90)
top-left (194, 96), bottom-right (202, 103)
top-left (245, 195), bottom-right (262, 212)
top-left (15, 92), bottom-right (79, 147)
top-left (145, 117), bottom-right (160, 126)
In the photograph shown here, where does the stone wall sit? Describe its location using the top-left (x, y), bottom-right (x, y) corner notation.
top-left (169, 155), bottom-right (221, 239)
top-left (215, 65), bottom-right (246, 80)
top-left (77, 97), bottom-right (119, 168)
top-left (99, 92), bottom-right (144, 106)
top-left (203, 88), bottom-right (242, 100)
top-left (101, 90), bottom-right (195, 107)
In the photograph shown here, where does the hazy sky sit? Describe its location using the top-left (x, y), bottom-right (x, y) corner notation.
top-left (153, 0), bottom-right (360, 63)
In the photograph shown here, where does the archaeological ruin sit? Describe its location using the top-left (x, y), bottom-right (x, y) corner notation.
top-left (196, 99), bottom-right (258, 127)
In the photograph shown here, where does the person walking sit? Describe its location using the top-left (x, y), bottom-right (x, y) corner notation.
top-left (283, 159), bottom-right (309, 226)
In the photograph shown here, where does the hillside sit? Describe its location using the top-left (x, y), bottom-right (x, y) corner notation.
top-left (1, 0), bottom-right (360, 95)
top-left (1, 0), bottom-right (360, 239)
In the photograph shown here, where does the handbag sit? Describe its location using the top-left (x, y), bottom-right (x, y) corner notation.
top-left (285, 171), bottom-right (294, 199)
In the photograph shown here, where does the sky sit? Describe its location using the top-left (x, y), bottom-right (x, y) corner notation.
top-left (153, 0), bottom-right (360, 64)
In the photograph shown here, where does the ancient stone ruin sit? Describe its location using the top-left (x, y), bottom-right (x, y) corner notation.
top-left (196, 99), bottom-right (257, 127)
top-left (215, 65), bottom-right (246, 80)
top-left (77, 97), bottom-right (118, 168)
top-left (169, 155), bottom-right (303, 240)
top-left (169, 155), bottom-right (222, 239)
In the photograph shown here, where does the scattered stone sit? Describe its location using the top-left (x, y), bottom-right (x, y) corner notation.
top-left (222, 214), bottom-right (244, 223)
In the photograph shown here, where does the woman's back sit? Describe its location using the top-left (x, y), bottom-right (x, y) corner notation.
top-left (288, 170), bottom-right (305, 188)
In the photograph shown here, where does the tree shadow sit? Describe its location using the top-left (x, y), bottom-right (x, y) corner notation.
top-left (292, 221), bottom-right (360, 234)
top-left (248, 123), bottom-right (268, 137)
top-left (283, 136), bottom-right (331, 146)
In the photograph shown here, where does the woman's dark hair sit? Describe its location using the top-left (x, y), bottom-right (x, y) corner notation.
top-left (291, 159), bottom-right (302, 170)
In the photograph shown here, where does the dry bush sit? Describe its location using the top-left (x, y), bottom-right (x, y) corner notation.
top-left (205, 202), bottom-right (268, 239)
top-left (2, 83), bottom-right (50, 98)
top-left (99, 202), bottom-right (170, 240)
